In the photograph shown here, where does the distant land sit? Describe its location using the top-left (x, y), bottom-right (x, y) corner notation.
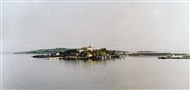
top-left (14, 47), bottom-right (187, 56)
top-left (13, 44), bottom-right (189, 59)
top-left (14, 45), bottom-right (190, 60)
top-left (14, 48), bottom-right (71, 54)
top-left (14, 48), bottom-right (128, 54)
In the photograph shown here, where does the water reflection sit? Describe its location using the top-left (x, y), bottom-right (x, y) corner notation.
top-left (3, 54), bottom-right (189, 89)
top-left (59, 59), bottom-right (108, 70)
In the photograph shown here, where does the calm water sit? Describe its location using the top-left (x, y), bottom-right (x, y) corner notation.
top-left (1, 53), bottom-right (189, 89)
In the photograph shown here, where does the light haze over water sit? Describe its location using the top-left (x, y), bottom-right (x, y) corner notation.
top-left (2, 54), bottom-right (189, 89)
top-left (1, 1), bottom-right (189, 89)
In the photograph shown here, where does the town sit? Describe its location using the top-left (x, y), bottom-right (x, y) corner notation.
top-left (32, 45), bottom-right (127, 60)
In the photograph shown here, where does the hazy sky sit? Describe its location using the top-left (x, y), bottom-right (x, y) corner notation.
top-left (2, 1), bottom-right (189, 53)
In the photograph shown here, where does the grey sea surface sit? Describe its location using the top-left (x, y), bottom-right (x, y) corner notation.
top-left (2, 53), bottom-right (189, 89)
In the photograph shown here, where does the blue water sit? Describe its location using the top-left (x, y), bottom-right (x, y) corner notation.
top-left (1, 53), bottom-right (189, 89)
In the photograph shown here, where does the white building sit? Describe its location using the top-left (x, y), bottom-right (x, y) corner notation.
top-left (79, 44), bottom-right (96, 53)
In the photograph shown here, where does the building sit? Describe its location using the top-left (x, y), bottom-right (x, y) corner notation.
top-left (79, 44), bottom-right (97, 53)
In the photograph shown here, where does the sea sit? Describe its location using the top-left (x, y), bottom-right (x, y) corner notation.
top-left (1, 53), bottom-right (189, 89)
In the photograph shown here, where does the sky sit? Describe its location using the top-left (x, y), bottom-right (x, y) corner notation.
top-left (1, 0), bottom-right (189, 53)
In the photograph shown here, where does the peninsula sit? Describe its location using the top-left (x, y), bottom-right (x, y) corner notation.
top-left (14, 48), bottom-right (70, 54)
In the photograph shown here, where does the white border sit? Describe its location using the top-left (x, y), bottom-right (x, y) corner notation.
top-left (1, 0), bottom-right (189, 3)
top-left (1, 0), bottom-right (2, 89)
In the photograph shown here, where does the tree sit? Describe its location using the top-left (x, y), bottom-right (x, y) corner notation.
top-left (100, 48), bottom-right (107, 52)
top-left (111, 50), bottom-right (116, 55)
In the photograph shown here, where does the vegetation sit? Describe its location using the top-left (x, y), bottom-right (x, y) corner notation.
top-left (14, 48), bottom-right (71, 54)
top-left (53, 48), bottom-right (122, 58)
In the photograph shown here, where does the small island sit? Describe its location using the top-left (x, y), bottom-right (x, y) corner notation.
top-left (32, 45), bottom-right (127, 60)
